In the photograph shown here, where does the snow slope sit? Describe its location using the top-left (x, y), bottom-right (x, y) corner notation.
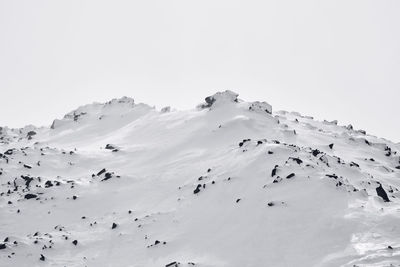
top-left (1, 91), bottom-right (400, 267)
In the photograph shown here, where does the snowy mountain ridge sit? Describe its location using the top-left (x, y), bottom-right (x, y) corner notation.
top-left (1, 91), bottom-right (400, 267)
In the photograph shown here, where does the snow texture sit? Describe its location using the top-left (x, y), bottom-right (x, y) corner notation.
top-left (1, 91), bottom-right (400, 267)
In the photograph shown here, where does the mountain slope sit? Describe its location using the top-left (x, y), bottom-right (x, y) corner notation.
top-left (1, 91), bottom-right (399, 267)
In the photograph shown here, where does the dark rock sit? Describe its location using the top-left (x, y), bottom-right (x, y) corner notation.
top-left (328, 143), bottom-right (334, 149)
top-left (286, 173), bottom-right (295, 179)
top-left (326, 174), bottom-right (338, 179)
top-left (4, 149), bottom-right (14, 155)
top-left (72, 195), bottom-right (78, 200)
top-left (40, 254), bottom-right (45, 261)
top-left (388, 245), bottom-right (393, 249)
top-left (154, 240), bottom-right (160, 245)
top-left (239, 139), bottom-right (251, 147)
top-left (111, 223), bottom-right (118, 229)
top-left (27, 131), bottom-right (37, 139)
top-left (105, 144), bottom-right (116, 150)
top-left (24, 193), bottom-right (37, 200)
top-left (350, 162), bottom-right (360, 168)
top-left (267, 202), bottom-right (274, 207)
top-left (23, 164), bottom-right (32, 169)
top-left (97, 168), bottom-right (106, 176)
top-left (311, 149), bottom-right (320, 157)
top-left (289, 157), bottom-right (302, 164)
top-left (72, 240), bottom-right (78, 246)
top-left (193, 184), bottom-right (202, 194)
top-left (376, 184), bottom-right (390, 202)
top-left (166, 262), bottom-right (179, 267)
top-left (236, 198), bottom-right (241, 203)
top-left (102, 172), bottom-right (113, 181)
top-left (271, 165), bottom-right (278, 177)
top-left (44, 181), bottom-right (53, 188)
top-left (0, 244), bottom-right (6, 250)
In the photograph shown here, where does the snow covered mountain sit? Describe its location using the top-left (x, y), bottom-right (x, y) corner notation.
top-left (1, 91), bottom-right (399, 267)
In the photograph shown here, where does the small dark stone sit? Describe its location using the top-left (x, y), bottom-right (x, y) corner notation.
top-left (376, 184), bottom-right (390, 202)
top-left (350, 162), bottom-right (360, 168)
top-left (286, 173), bottom-right (295, 179)
top-left (328, 143), bottom-right (334, 149)
top-left (267, 202), bottom-right (274, 207)
top-left (102, 172), bottom-right (113, 181)
top-left (72, 195), bottom-right (78, 200)
top-left (312, 149), bottom-right (320, 157)
top-left (97, 168), bottom-right (106, 176)
top-left (236, 198), bottom-right (241, 203)
top-left (111, 223), bottom-right (118, 229)
top-left (105, 144), bottom-right (116, 150)
top-left (23, 164), bottom-right (32, 169)
top-left (271, 165), bottom-right (278, 177)
top-left (45, 180), bottom-right (53, 188)
top-left (289, 157), bottom-right (302, 164)
top-left (0, 244), bottom-right (6, 250)
top-left (388, 245), bottom-right (393, 249)
top-left (193, 184), bottom-right (202, 194)
top-left (154, 240), bottom-right (160, 245)
top-left (72, 240), bottom-right (78, 246)
top-left (40, 254), bottom-right (45, 261)
top-left (24, 193), bottom-right (37, 200)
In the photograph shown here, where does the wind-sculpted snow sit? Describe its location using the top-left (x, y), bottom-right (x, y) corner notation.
top-left (1, 91), bottom-right (400, 266)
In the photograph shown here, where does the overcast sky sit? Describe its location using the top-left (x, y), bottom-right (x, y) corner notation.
top-left (0, 0), bottom-right (399, 142)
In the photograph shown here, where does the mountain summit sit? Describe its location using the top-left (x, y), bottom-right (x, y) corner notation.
top-left (1, 91), bottom-right (399, 266)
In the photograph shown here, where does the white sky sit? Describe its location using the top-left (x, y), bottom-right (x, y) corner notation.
top-left (0, 0), bottom-right (399, 142)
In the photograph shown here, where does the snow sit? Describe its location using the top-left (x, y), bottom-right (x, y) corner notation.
top-left (1, 91), bottom-right (400, 266)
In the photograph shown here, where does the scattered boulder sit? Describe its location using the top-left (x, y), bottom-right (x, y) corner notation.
top-left (102, 172), bottom-right (113, 181)
top-left (286, 173), bottom-right (295, 179)
top-left (24, 193), bottom-right (37, 200)
top-left (193, 184), bottom-right (202, 194)
top-left (105, 144), bottom-right (117, 150)
top-left (289, 157), bottom-right (302, 164)
top-left (328, 143), bottom-right (334, 149)
top-left (0, 244), bottom-right (6, 250)
top-left (376, 184), bottom-right (390, 202)
top-left (23, 164), bottom-right (32, 169)
top-left (97, 168), bottom-right (106, 176)
top-left (111, 223), bottom-right (118, 229)
top-left (271, 165), bottom-right (279, 177)
top-left (27, 131), bottom-right (37, 140)
top-left (166, 262), bottom-right (179, 267)
top-left (44, 180), bottom-right (53, 188)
